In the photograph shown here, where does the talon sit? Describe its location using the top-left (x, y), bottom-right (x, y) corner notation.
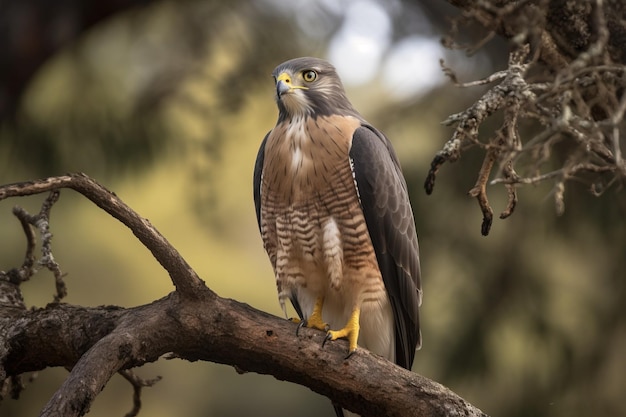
top-left (323, 307), bottom-right (361, 357)
top-left (296, 320), bottom-right (306, 336)
top-left (306, 316), bottom-right (329, 332)
top-left (344, 349), bottom-right (356, 360)
top-left (322, 332), bottom-right (332, 347)
top-left (294, 297), bottom-right (330, 337)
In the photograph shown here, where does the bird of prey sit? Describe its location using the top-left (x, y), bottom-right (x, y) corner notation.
top-left (253, 57), bottom-right (421, 413)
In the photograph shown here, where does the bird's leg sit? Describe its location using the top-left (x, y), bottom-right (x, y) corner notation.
top-left (323, 307), bottom-right (360, 358)
top-left (296, 296), bottom-right (329, 335)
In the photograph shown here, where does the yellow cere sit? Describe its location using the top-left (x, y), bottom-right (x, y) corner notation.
top-left (276, 72), bottom-right (309, 90)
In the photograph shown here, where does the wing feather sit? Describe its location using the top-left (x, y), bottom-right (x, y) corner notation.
top-left (349, 125), bottom-right (422, 369)
top-left (253, 132), bottom-right (269, 232)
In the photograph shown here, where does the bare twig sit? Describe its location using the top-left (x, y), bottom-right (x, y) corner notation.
top-left (440, 59), bottom-right (508, 89)
top-left (119, 370), bottom-right (162, 417)
top-left (6, 191), bottom-right (67, 301)
top-left (468, 147), bottom-right (496, 235)
top-left (36, 191), bottom-right (67, 301)
top-left (0, 173), bottom-right (207, 299)
top-left (430, 0), bottom-right (626, 233)
top-left (11, 207), bottom-right (37, 282)
top-left (427, 44), bottom-right (532, 234)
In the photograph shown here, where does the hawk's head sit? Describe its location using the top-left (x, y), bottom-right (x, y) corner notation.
top-left (272, 57), bottom-right (359, 120)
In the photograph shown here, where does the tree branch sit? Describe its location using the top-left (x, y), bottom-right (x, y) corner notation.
top-left (118, 370), bottom-right (162, 417)
top-left (0, 174), bottom-right (488, 417)
top-left (427, 45), bottom-right (532, 235)
top-left (429, 0), bottom-right (626, 234)
top-left (0, 173), bottom-right (207, 299)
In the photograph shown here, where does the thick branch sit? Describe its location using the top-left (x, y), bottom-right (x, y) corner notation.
top-left (5, 293), bottom-right (487, 417)
top-left (0, 174), bottom-right (488, 417)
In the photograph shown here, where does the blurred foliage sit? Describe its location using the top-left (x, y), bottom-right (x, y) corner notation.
top-left (1, 1), bottom-right (625, 417)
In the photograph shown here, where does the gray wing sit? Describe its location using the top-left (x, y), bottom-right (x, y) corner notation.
top-left (350, 125), bottom-right (422, 370)
top-left (253, 132), bottom-right (269, 232)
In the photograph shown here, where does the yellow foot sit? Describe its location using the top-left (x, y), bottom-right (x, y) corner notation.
top-left (323, 307), bottom-right (360, 358)
top-left (296, 297), bottom-right (329, 335)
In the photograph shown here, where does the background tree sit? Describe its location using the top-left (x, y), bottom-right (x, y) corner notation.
top-left (1, 0), bottom-right (625, 416)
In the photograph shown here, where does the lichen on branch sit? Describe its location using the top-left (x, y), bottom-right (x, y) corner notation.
top-left (429, 0), bottom-right (626, 235)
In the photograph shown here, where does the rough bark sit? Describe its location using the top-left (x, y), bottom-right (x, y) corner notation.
top-left (0, 173), bottom-right (487, 417)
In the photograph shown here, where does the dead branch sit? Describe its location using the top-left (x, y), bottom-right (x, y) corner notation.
top-left (428, 0), bottom-right (626, 234)
top-left (0, 174), bottom-right (488, 417)
top-left (0, 174), bottom-right (207, 299)
top-left (427, 45), bottom-right (532, 235)
top-left (118, 370), bottom-right (162, 417)
top-left (12, 191), bottom-right (67, 301)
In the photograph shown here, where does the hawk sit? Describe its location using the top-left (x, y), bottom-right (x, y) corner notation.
top-left (253, 57), bottom-right (421, 413)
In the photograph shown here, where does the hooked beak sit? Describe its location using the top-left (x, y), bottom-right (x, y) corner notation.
top-left (275, 72), bottom-right (307, 99)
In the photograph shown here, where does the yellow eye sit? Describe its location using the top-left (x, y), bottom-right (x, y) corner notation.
top-left (302, 70), bottom-right (317, 82)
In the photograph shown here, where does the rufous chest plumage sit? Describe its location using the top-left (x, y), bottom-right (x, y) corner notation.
top-left (259, 114), bottom-right (375, 273)
top-left (261, 114), bottom-right (361, 205)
